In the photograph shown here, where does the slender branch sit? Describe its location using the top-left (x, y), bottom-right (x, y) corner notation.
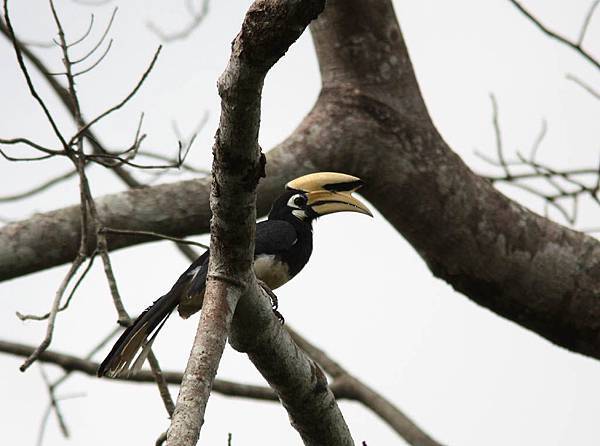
top-left (65, 13), bottom-right (95, 48)
top-left (39, 366), bottom-right (70, 439)
top-left (147, 0), bottom-right (209, 43)
top-left (0, 169), bottom-right (78, 202)
top-left (578, 0), bottom-right (600, 45)
top-left (17, 251), bottom-right (97, 321)
top-left (489, 94), bottom-right (509, 178)
top-left (0, 339), bottom-right (278, 400)
top-left (507, 0), bottom-right (600, 70)
top-left (136, 151), bottom-right (209, 174)
top-left (0, 137), bottom-right (62, 155)
top-left (2, 0), bottom-right (68, 147)
top-left (20, 255), bottom-right (86, 371)
top-left (566, 74), bottom-right (600, 100)
top-left (71, 7), bottom-right (117, 63)
top-left (69, 46), bottom-right (162, 144)
top-left (72, 38), bottom-right (113, 76)
top-left (99, 227), bottom-right (209, 249)
top-left (0, 149), bottom-right (54, 162)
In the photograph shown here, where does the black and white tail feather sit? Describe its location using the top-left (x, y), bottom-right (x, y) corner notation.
top-left (97, 251), bottom-right (209, 378)
top-left (97, 291), bottom-right (179, 378)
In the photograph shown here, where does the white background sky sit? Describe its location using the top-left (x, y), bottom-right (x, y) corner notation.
top-left (0, 0), bottom-right (599, 445)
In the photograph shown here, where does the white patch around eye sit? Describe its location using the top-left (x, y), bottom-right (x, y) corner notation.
top-left (287, 194), bottom-right (302, 209)
top-left (292, 209), bottom-right (306, 220)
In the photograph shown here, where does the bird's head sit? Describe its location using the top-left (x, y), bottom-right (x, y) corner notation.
top-left (268, 172), bottom-right (372, 222)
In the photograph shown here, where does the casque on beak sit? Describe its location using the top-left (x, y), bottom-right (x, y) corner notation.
top-left (286, 172), bottom-right (373, 217)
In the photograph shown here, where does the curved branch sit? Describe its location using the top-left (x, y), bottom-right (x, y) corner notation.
top-left (0, 339), bottom-right (278, 400)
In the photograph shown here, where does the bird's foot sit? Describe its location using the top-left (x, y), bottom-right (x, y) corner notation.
top-left (257, 279), bottom-right (285, 325)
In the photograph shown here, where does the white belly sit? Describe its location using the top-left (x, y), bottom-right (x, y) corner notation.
top-left (253, 255), bottom-right (290, 289)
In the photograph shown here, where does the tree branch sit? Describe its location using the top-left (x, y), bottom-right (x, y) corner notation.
top-left (167, 1), bottom-right (330, 445)
top-left (0, 339), bottom-right (278, 400)
top-left (288, 328), bottom-right (444, 446)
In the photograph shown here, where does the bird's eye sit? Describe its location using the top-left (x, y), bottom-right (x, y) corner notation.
top-left (293, 195), bottom-right (306, 207)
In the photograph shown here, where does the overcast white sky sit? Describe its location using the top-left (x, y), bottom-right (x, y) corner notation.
top-left (1, 0), bottom-right (599, 445)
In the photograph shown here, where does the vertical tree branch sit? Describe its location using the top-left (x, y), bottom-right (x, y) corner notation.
top-left (166, 1), bottom-right (326, 444)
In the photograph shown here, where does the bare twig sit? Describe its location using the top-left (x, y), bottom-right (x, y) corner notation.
top-left (71, 7), bottom-right (116, 62)
top-left (16, 251), bottom-right (97, 321)
top-left (147, 0), bottom-right (210, 43)
top-left (0, 149), bottom-right (54, 162)
top-left (578, 0), bottom-right (600, 45)
top-left (566, 74), bottom-right (600, 100)
top-left (72, 38), bottom-right (113, 76)
top-left (39, 366), bottom-right (71, 439)
top-left (0, 169), bottom-right (78, 202)
top-left (507, 0), bottom-right (600, 70)
top-left (3, 0), bottom-right (67, 146)
top-left (1, 339), bottom-right (277, 399)
top-left (35, 390), bottom-right (83, 446)
top-left (489, 94), bottom-right (509, 178)
top-left (136, 151), bottom-right (209, 174)
top-left (85, 151), bottom-right (187, 169)
top-left (20, 255), bottom-right (86, 372)
top-left (0, 137), bottom-right (62, 155)
top-left (99, 227), bottom-right (209, 249)
top-left (147, 351), bottom-right (175, 416)
top-left (65, 13), bottom-right (95, 48)
top-left (69, 46), bottom-right (162, 144)
top-left (479, 96), bottom-right (599, 227)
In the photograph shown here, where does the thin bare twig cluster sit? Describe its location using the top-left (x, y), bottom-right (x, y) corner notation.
top-left (509, 0), bottom-right (600, 101)
top-left (508, 0), bottom-right (600, 70)
top-left (0, 1), bottom-right (207, 441)
top-left (147, 0), bottom-right (210, 43)
top-left (478, 94), bottom-right (600, 229)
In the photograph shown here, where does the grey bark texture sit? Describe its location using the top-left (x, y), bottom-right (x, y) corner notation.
top-left (1, 0), bottom-right (598, 375)
top-left (230, 286), bottom-right (354, 446)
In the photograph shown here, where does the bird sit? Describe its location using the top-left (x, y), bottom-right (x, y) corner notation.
top-left (97, 172), bottom-right (372, 378)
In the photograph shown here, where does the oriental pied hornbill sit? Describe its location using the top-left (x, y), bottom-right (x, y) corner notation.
top-left (97, 172), bottom-right (371, 378)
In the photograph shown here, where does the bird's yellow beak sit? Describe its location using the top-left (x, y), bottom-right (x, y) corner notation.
top-left (286, 172), bottom-right (372, 217)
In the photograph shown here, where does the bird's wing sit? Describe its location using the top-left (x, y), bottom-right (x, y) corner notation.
top-left (254, 219), bottom-right (298, 255)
